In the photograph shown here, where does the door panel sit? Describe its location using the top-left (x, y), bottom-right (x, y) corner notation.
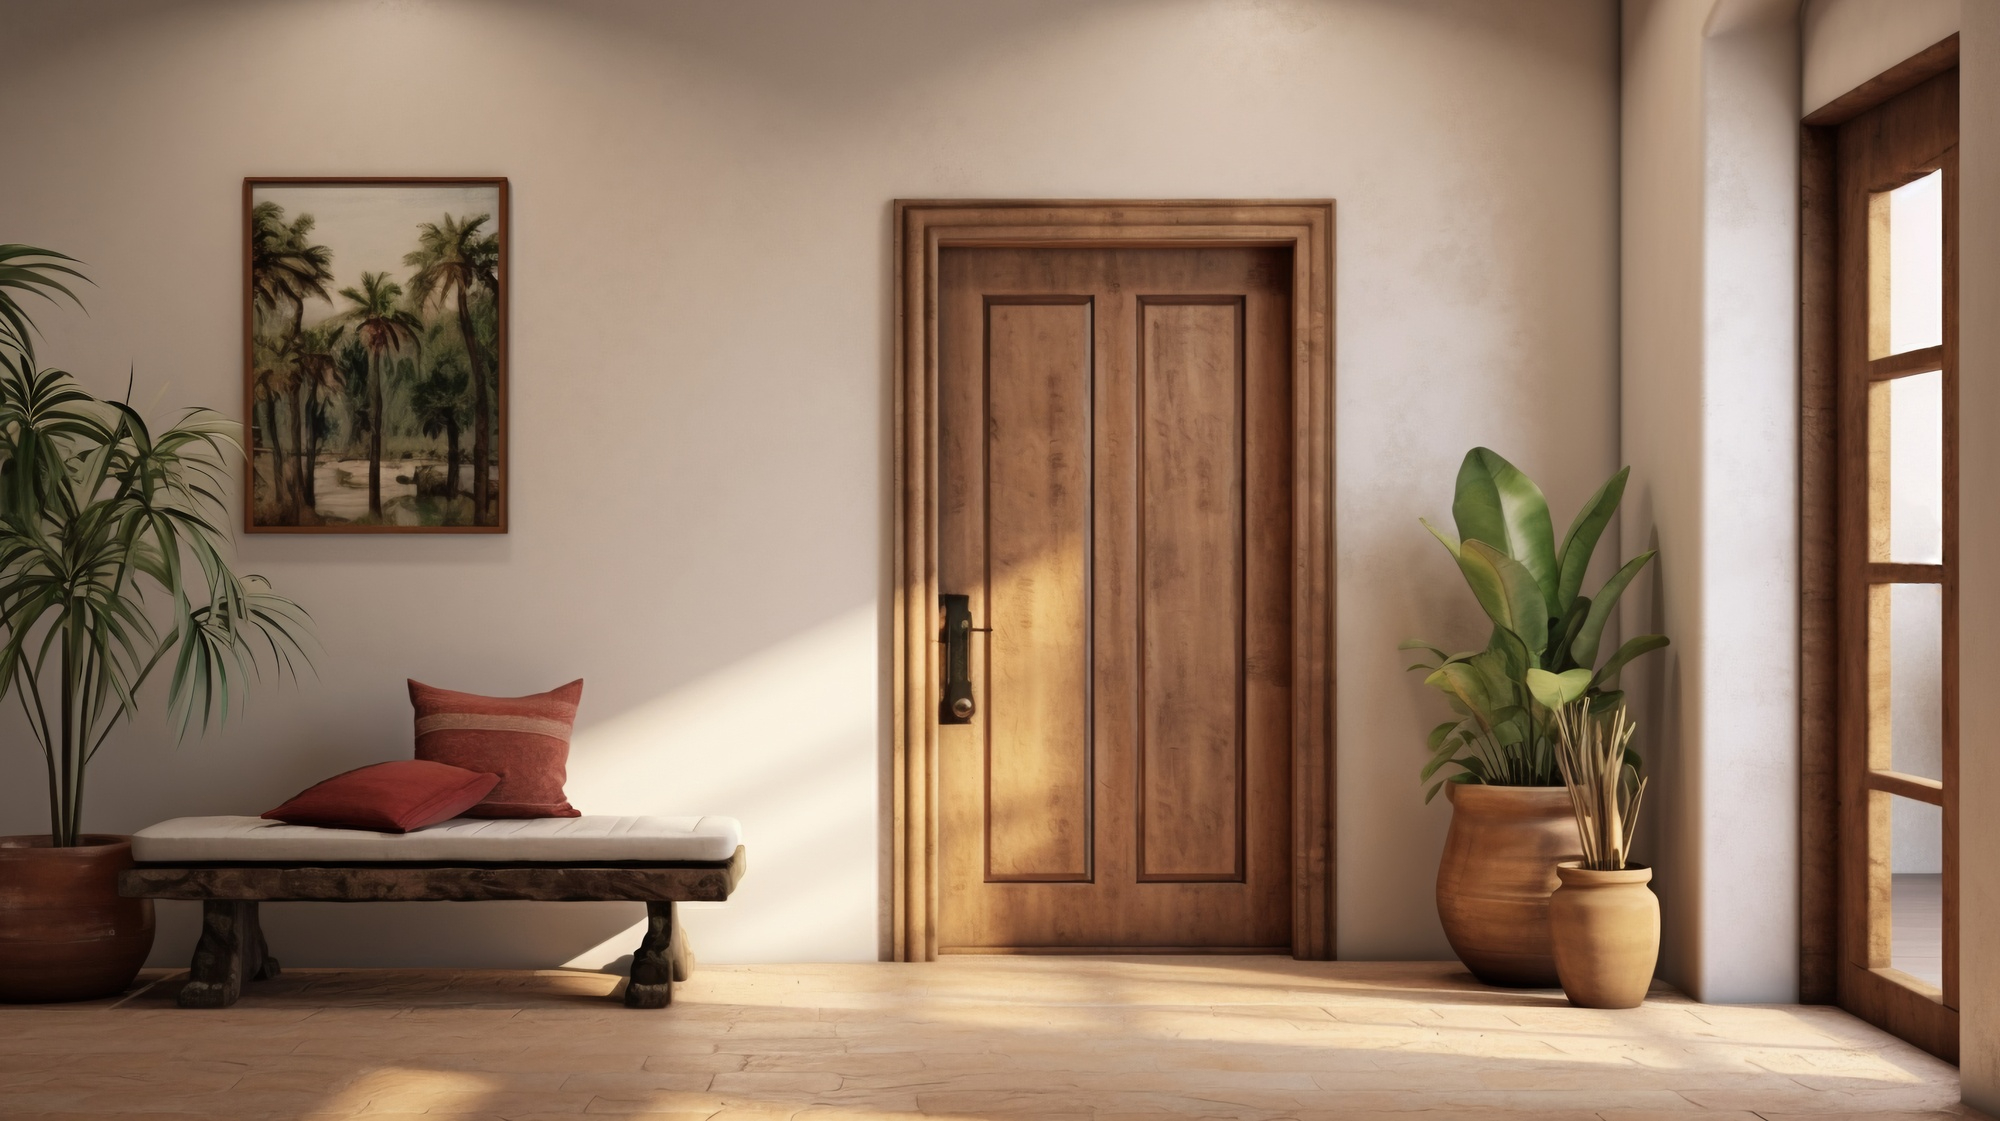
top-left (1138, 298), bottom-right (1245, 883)
top-left (983, 299), bottom-right (1094, 882)
top-left (937, 247), bottom-right (1292, 952)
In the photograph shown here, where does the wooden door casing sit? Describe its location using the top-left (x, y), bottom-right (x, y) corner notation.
top-left (890, 200), bottom-right (1335, 964)
top-left (1825, 66), bottom-right (1959, 1062)
top-left (936, 247), bottom-right (1292, 953)
top-left (1798, 29), bottom-right (1959, 1015)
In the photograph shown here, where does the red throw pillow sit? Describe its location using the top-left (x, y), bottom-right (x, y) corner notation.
top-left (409, 679), bottom-right (584, 818)
top-left (262, 760), bottom-right (499, 833)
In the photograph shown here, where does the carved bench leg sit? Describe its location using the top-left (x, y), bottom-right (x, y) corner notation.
top-left (625, 900), bottom-right (681, 1008)
top-left (178, 901), bottom-right (278, 1008)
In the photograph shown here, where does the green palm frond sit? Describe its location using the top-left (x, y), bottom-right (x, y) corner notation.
top-left (249, 204), bottom-right (334, 317)
top-left (0, 248), bottom-right (315, 845)
top-left (404, 212), bottom-right (497, 313)
top-left (0, 245), bottom-right (92, 368)
top-left (337, 271), bottom-right (424, 353)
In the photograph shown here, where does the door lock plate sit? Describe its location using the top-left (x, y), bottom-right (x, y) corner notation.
top-left (940, 594), bottom-right (976, 724)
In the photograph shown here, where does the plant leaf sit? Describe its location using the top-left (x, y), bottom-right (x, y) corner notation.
top-left (1400, 638), bottom-right (1448, 673)
top-left (1420, 517), bottom-right (1461, 560)
top-left (1421, 743), bottom-right (1466, 782)
top-left (1525, 667), bottom-right (1593, 711)
top-left (1451, 447), bottom-right (1558, 609)
top-left (1589, 634), bottom-right (1669, 690)
top-left (1455, 540), bottom-right (1548, 660)
top-left (1483, 625), bottom-right (1533, 680)
top-left (1425, 662), bottom-right (1499, 733)
top-left (1570, 550), bottom-right (1656, 668)
top-left (1548, 594), bottom-right (1590, 671)
top-left (1553, 467), bottom-right (1628, 617)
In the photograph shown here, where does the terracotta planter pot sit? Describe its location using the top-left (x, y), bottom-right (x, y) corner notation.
top-left (1549, 861), bottom-right (1660, 1009)
top-left (1436, 783), bottom-right (1582, 987)
top-left (0, 835), bottom-right (155, 1003)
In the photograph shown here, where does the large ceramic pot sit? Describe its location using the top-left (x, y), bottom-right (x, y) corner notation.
top-left (0, 835), bottom-right (154, 1002)
top-left (1436, 783), bottom-right (1581, 987)
top-left (1549, 861), bottom-right (1660, 1009)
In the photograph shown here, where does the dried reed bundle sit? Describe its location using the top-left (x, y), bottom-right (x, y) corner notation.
top-left (1550, 701), bottom-right (1647, 871)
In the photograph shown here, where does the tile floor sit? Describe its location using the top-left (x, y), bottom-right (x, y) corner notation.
top-left (0, 958), bottom-right (1979, 1120)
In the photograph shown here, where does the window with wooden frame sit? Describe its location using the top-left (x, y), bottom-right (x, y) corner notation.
top-left (1801, 36), bottom-right (1958, 1063)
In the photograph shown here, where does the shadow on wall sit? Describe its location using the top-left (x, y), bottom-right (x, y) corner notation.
top-left (1624, 519), bottom-right (1688, 988)
top-left (144, 607), bottom-right (880, 971)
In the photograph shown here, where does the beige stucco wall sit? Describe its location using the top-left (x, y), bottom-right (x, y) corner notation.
top-left (1620, 0), bottom-right (1802, 1004)
top-left (1954, 1), bottom-right (1998, 1107)
top-left (0, 0), bottom-right (1619, 967)
top-left (1803, 0), bottom-right (1961, 115)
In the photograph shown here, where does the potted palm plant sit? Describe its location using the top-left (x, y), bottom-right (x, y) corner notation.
top-left (1401, 448), bottom-right (1666, 987)
top-left (0, 245), bottom-right (313, 1002)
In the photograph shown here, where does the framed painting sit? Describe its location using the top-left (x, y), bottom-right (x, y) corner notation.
top-left (244, 177), bottom-right (508, 533)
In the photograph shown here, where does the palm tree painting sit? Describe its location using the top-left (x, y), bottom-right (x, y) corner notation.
top-left (245, 179), bottom-right (507, 532)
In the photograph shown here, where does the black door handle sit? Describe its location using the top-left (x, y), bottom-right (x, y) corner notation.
top-left (940, 594), bottom-right (976, 724)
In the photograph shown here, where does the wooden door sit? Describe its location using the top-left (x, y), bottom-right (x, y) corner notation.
top-left (1833, 68), bottom-right (1958, 1060)
top-left (935, 246), bottom-right (1293, 953)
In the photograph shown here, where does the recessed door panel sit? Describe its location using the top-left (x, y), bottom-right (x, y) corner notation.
top-left (984, 300), bottom-right (1094, 882)
top-left (1138, 299), bottom-right (1245, 883)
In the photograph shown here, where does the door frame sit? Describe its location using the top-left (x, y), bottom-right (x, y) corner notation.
top-left (1799, 37), bottom-right (1959, 1061)
top-left (890, 200), bottom-right (1336, 962)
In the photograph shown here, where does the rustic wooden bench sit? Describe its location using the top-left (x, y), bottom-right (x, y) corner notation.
top-left (119, 816), bottom-right (745, 1010)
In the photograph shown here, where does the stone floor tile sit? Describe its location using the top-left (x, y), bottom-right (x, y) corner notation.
top-left (707, 1070), bottom-right (843, 1093)
top-left (559, 1072), bottom-right (717, 1094)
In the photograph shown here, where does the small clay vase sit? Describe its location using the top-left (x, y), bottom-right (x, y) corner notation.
top-left (0, 835), bottom-right (155, 1002)
top-left (1436, 783), bottom-right (1583, 987)
top-left (1549, 861), bottom-right (1660, 1009)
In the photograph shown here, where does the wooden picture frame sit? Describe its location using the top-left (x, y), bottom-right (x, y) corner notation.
top-left (890, 200), bottom-right (1336, 962)
top-left (244, 177), bottom-right (509, 533)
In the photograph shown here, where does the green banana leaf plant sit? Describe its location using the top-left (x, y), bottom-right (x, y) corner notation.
top-left (0, 245), bottom-right (315, 846)
top-left (1401, 447), bottom-right (1667, 802)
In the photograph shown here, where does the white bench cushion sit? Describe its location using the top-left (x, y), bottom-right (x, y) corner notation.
top-left (130, 815), bottom-right (742, 864)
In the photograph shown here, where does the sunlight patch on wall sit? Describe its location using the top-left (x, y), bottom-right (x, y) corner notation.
top-left (561, 605), bottom-right (878, 965)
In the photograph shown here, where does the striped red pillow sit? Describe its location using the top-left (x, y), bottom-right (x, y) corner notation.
top-left (409, 679), bottom-right (584, 818)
